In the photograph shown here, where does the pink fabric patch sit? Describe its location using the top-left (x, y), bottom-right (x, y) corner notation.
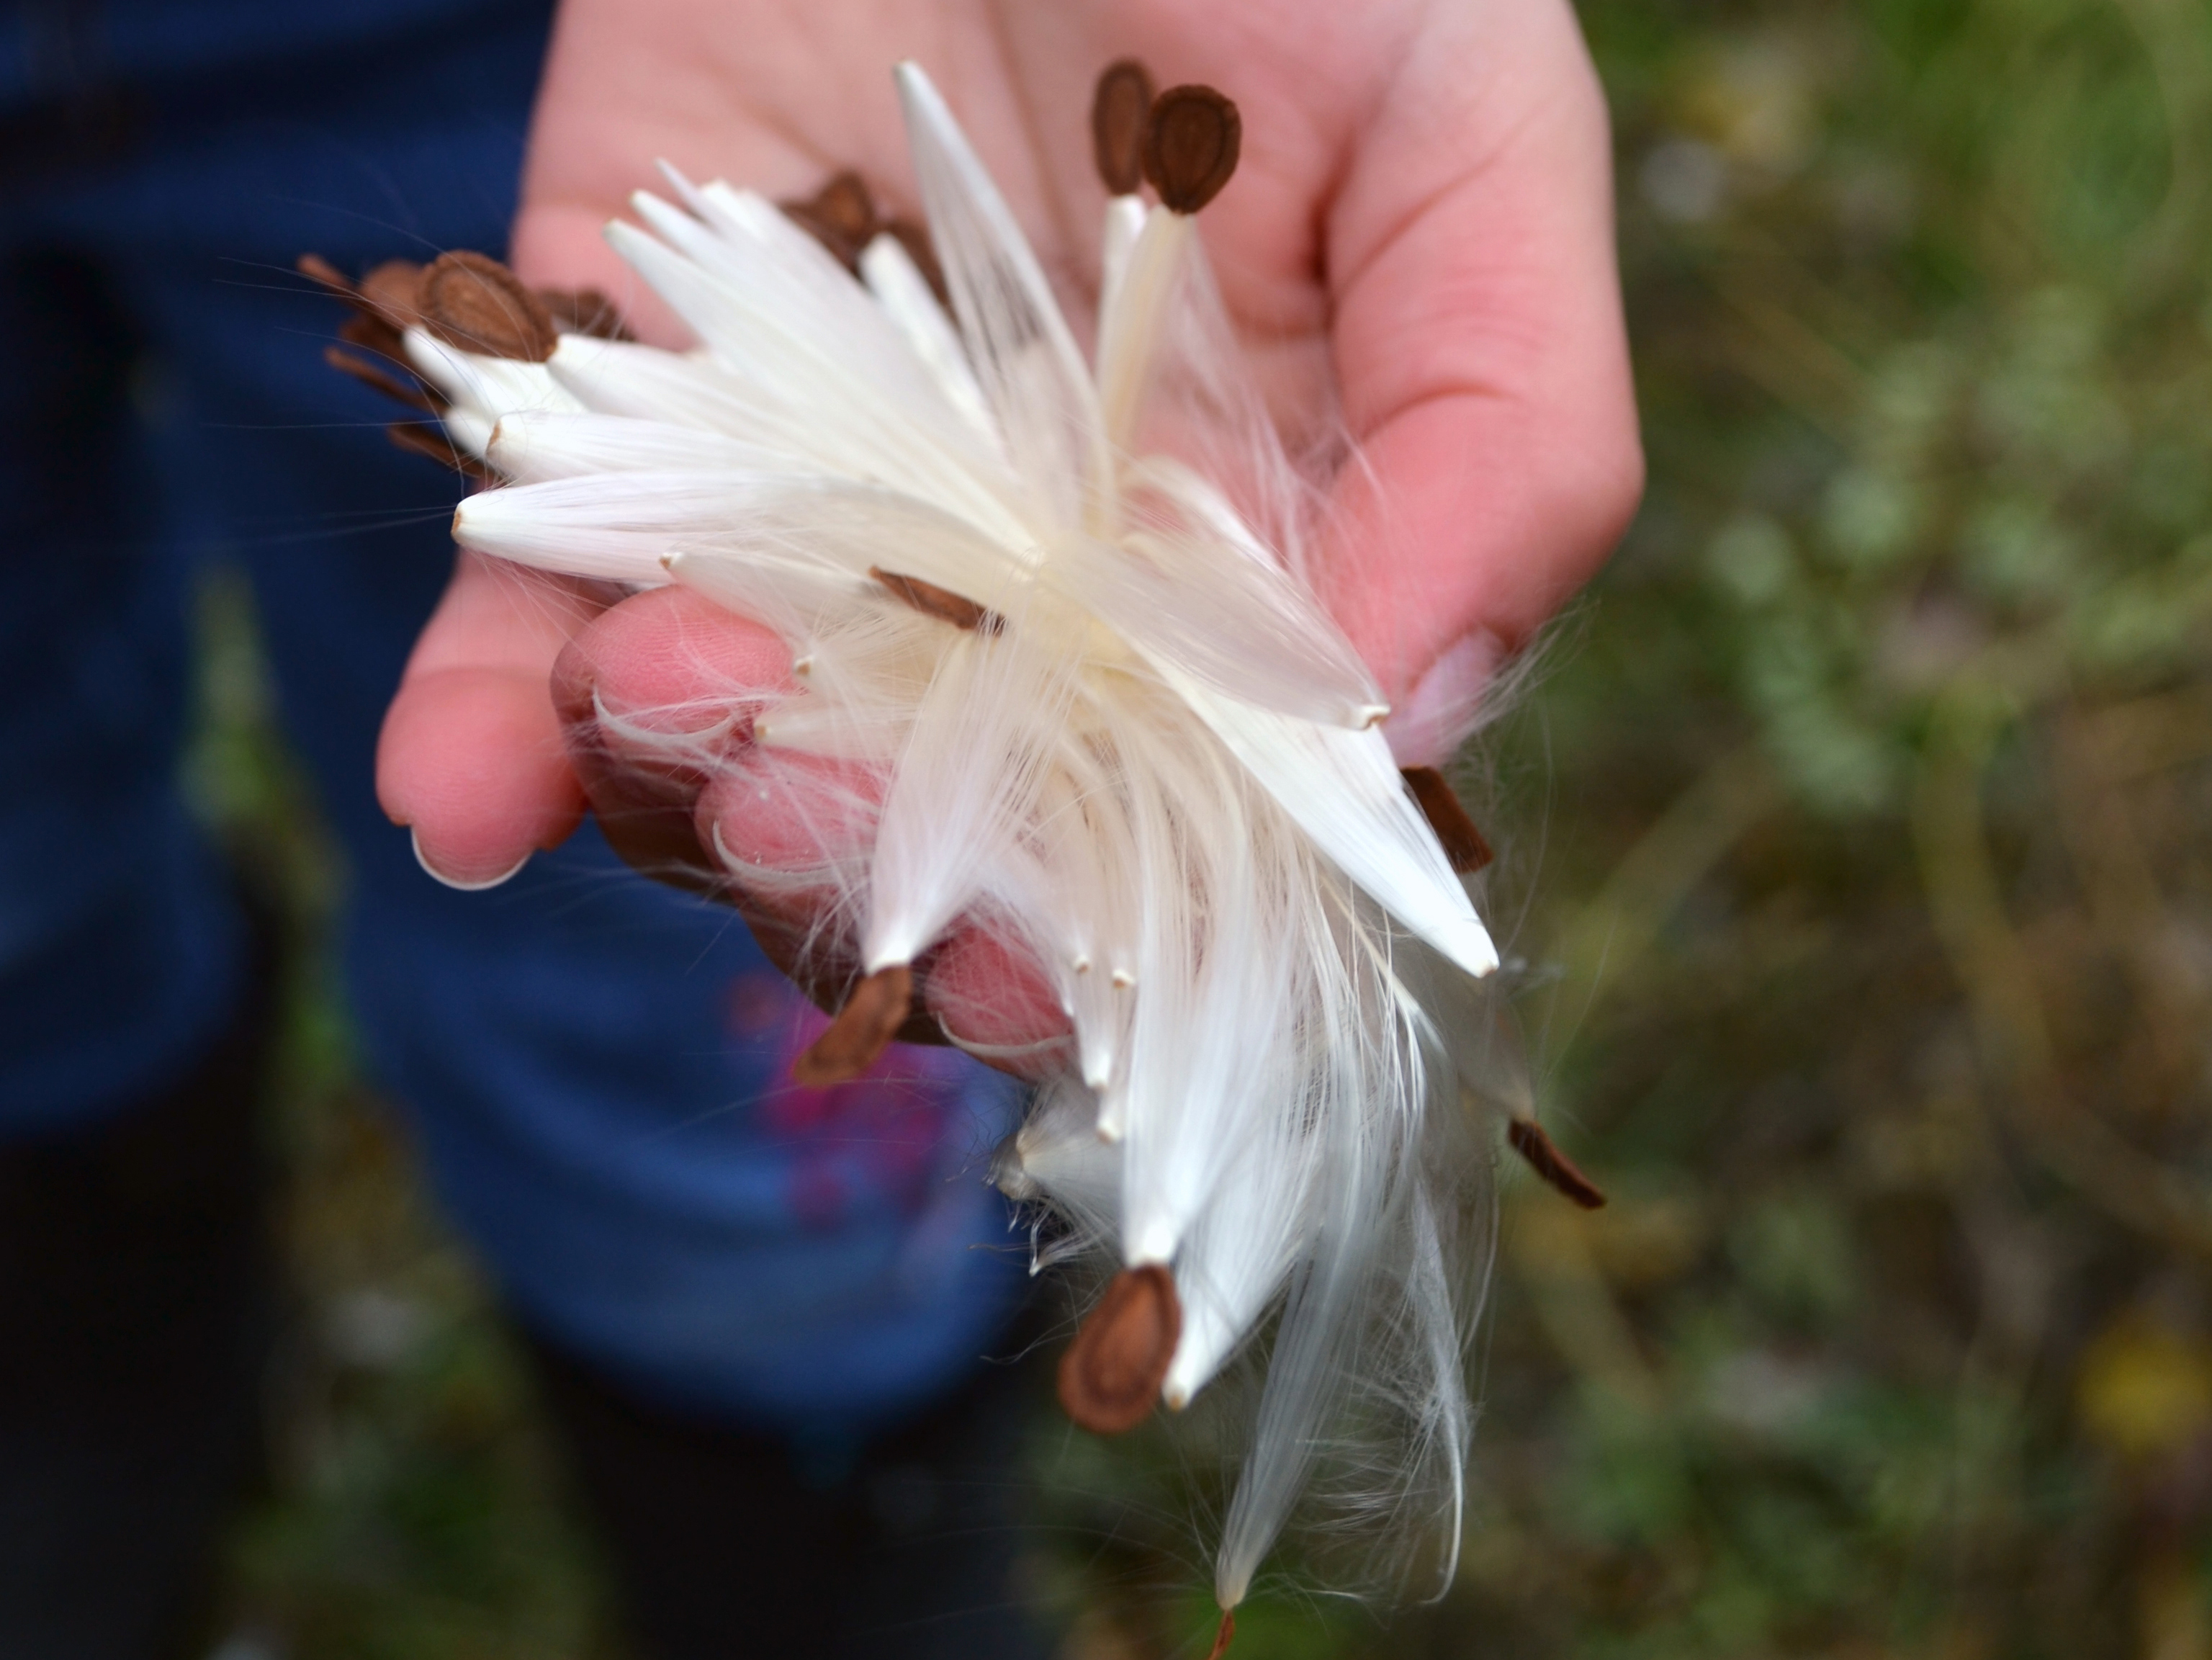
top-left (752, 982), bottom-right (971, 1229)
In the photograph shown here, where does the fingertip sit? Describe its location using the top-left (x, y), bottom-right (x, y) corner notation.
top-left (378, 664), bottom-right (587, 888)
top-left (557, 579), bottom-right (793, 730)
top-left (696, 750), bottom-right (877, 876)
top-left (927, 925), bottom-right (1073, 1080)
top-left (1385, 628), bottom-right (1505, 768)
top-left (413, 827), bottom-right (531, 892)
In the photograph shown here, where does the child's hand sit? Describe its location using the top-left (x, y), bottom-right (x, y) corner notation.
top-left (377, 0), bottom-right (1642, 1034)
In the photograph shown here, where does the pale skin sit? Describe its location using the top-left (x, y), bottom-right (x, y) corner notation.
top-left (377, 0), bottom-right (1643, 1052)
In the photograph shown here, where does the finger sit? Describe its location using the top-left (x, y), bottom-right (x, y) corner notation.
top-left (377, 551), bottom-right (598, 887)
top-left (694, 745), bottom-right (877, 922)
top-left (695, 750), bottom-right (883, 1021)
top-left (508, 0), bottom-right (886, 353)
top-left (696, 740), bottom-right (1071, 1075)
top-left (553, 585), bottom-right (795, 887)
top-left (1321, 0), bottom-right (1643, 753)
top-left (925, 925), bottom-right (1075, 1081)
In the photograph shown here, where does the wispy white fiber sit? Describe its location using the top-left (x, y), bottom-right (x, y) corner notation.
top-left (421, 61), bottom-right (1503, 1615)
top-left (858, 230), bottom-right (1001, 452)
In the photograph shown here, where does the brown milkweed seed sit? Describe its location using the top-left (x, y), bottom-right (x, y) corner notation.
top-left (1507, 1118), bottom-right (1607, 1209)
top-left (418, 250), bottom-right (559, 362)
top-left (534, 286), bottom-right (633, 341)
top-left (1091, 58), bottom-right (1156, 195)
top-left (781, 170), bottom-right (879, 272)
top-left (302, 255), bottom-right (444, 413)
top-left (1058, 1264), bottom-right (1182, 1434)
top-left (793, 965), bottom-right (914, 1085)
top-left (295, 253), bottom-right (358, 302)
top-left (336, 308), bottom-right (406, 364)
top-left (326, 346), bottom-right (436, 413)
top-left (1401, 766), bottom-right (1495, 874)
top-left (386, 421), bottom-right (487, 480)
top-left (357, 259), bottom-right (427, 329)
top-left (871, 567), bottom-right (1004, 634)
top-left (1143, 84), bottom-right (1241, 214)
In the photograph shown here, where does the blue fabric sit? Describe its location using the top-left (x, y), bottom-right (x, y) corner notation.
top-left (0, 228), bottom-right (246, 1128)
top-left (0, 0), bottom-right (1028, 1433)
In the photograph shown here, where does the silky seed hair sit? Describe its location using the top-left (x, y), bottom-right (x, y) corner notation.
top-left (304, 59), bottom-right (1599, 1638)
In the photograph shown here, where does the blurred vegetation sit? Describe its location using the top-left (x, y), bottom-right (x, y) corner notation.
top-left (1447, 0), bottom-right (2212, 1654)
top-left (192, 0), bottom-right (2212, 1655)
top-left (188, 568), bottom-right (623, 1660)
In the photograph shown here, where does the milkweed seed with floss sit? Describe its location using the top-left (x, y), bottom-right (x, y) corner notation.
top-left (302, 58), bottom-right (1611, 1635)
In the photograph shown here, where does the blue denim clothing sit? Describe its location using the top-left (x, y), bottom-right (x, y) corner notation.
top-left (0, 0), bottom-right (1027, 1433)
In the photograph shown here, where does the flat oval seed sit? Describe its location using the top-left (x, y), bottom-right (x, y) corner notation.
top-left (419, 250), bottom-right (559, 362)
top-left (793, 965), bottom-right (914, 1085)
top-left (1058, 1264), bottom-right (1182, 1433)
top-left (1091, 58), bottom-right (1155, 195)
top-left (358, 259), bottom-right (426, 331)
top-left (325, 345), bottom-right (436, 413)
top-left (386, 421), bottom-right (486, 480)
top-left (781, 170), bottom-right (878, 272)
top-left (297, 253), bottom-right (424, 335)
top-left (871, 567), bottom-right (1004, 634)
top-left (1401, 766), bottom-right (1495, 874)
top-left (534, 286), bottom-right (633, 341)
top-left (809, 171), bottom-right (877, 246)
top-left (1143, 84), bottom-right (1241, 214)
top-left (1506, 1118), bottom-right (1608, 1209)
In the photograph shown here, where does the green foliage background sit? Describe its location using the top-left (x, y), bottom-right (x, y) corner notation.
top-left (195, 1), bottom-right (2212, 1655)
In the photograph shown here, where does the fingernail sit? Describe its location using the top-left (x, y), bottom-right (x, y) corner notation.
top-left (1385, 630), bottom-right (1504, 768)
top-left (412, 827), bottom-right (531, 892)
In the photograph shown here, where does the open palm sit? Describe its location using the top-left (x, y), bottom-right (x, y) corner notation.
top-left (379, 0), bottom-right (1641, 1002)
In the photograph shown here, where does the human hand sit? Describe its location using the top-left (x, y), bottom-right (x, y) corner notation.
top-left (377, 0), bottom-right (1642, 1049)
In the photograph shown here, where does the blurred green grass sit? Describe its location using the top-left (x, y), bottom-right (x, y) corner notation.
top-left (192, 1), bottom-right (2212, 1654)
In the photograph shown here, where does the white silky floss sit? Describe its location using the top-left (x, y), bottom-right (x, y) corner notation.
top-left (414, 62), bottom-right (1506, 1618)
